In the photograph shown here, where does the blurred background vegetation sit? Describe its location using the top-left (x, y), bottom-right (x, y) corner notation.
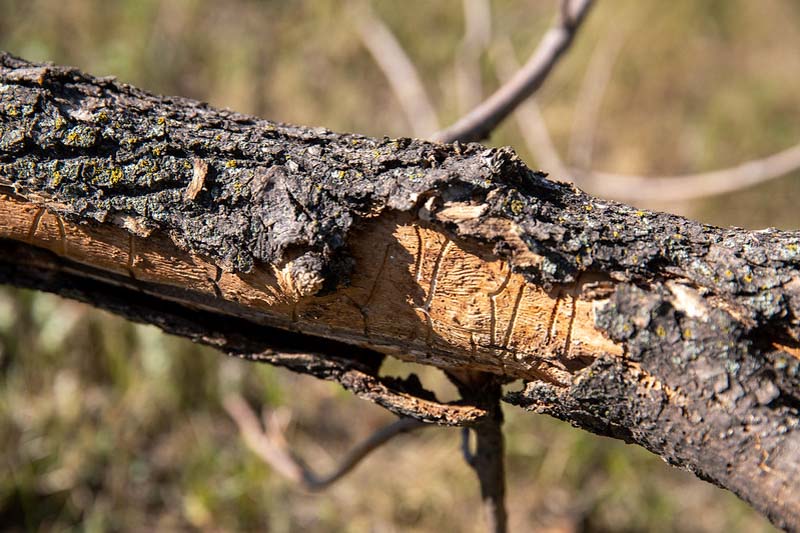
top-left (1, 0), bottom-right (798, 531)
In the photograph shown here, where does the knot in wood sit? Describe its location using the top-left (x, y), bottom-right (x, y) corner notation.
top-left (282, 252), bottom-right (326, 298)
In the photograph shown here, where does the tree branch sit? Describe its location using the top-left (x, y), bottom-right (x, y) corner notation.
top-left (455, 0), bottom-right (493, 114)
top-left (567, 28), bottom-right (627, 173)
top-left (353, 4), bottom-right (440, 137)
top-left (585, 143), bottom-right (800, 202)
top-left (223, 394), bottom-right (425, 491)
top-left (494, 34), bottom-right (800, 203)
top-left (432, 0), bottom-right (595, 143)
top-left (491, 38), bottom-right (568, 180)
top-left (455, 376), bottom-right (508, 533)
top-left (2, 53), bottom-right (800, 529)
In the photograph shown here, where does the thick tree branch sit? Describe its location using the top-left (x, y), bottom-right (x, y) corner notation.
top-left (2, 54), bottom-right (800, 530)
top-left (432, 0), bottom-right (595, 143)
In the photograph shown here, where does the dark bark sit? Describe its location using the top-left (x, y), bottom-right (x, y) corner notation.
top-left (1, 53), bottom-right (799, 530)
top-left (458, 377), bottom-right (508, 533)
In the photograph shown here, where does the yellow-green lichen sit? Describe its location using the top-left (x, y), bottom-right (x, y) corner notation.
top-left (63, 126), bottom-right (97, 147)
top-left (51, 170), bottom-right (63, 187)
top-left (110, 168), bottom-right (124, 185)
top-left (225, 160), bottom-right (237, 168)
top-left (136, 158), bottom-right (158, 173)
top-left (655, 325), bottom-right (666, 338)
top-left (510, 199), bottom-right (524, 216)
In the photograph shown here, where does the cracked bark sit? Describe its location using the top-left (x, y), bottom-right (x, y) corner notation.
top-left (1, 53), bottom-right (799, 530)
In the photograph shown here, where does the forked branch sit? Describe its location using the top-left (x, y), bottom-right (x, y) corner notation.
top-left (493, 19), bottom-right (800, 202)
top-left (432, 0), bottom-right (595, 143)
top-left (223, 394), bottom-right (426, 491)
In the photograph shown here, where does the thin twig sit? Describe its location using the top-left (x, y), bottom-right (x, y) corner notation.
top-left (497, 33), bottom-right (800, 202)
top-left (584, 143), bottom-right (800, 202)
top-left (354, 4), bottom-right (440, 137)
top-left (433, 0), bottom-right (595, 143)
top-left (568, 28), bottom-right (627, 172)
top-left (455, 0), bottom-right (493, 114)
top-left (223, 394), bottom-right (426, 491)
top-left (492, 38), bottom-right (568, 179)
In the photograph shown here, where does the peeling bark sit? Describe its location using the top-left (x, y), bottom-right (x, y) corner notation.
top-left (1, 53), bottom-right (799, 530)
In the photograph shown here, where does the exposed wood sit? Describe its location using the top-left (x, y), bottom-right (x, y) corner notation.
top-left (1, 53), bottom-right (800, 530)
top-left (0, 192), bottom-right (620, 383)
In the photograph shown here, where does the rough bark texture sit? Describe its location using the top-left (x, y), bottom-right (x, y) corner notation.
top-left (1, 53), bottom-right (800, 530)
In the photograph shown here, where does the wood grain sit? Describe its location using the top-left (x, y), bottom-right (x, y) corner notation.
top-left (0, 192), bottom-right (621, 381)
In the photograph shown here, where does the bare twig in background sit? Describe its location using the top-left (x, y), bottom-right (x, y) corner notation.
top-left (567, 28), bottom-right (627, 172)
top-left (354, 5), bottom-right (440, 137)
top-left (497, 34), bottom-right (800, 202)
top-left (223, 395), bottom-right (426, 491)
top-left (492, 38), bottom-right (568, 179)
top-left (587, 143), bottom-right (800, 202)
top-left (433, 0), bottom-right (595, 143)
top-left (455, 0), bottom-right (492, 114)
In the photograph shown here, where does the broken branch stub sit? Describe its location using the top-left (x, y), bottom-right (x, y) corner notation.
top-left (1, 53), bottom-right (800, 529)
